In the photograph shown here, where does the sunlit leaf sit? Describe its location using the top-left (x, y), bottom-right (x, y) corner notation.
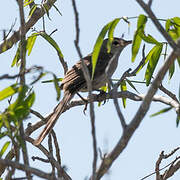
top-left (139, 31), bottom-right (160, 45)
top-left (120, 80), bottom-right (127, 108)
top-left (107, 18), bottom-right (120, 53)
top-left (145, 44), bottom-right (163, 86)
top-left (132, 14), bottom-right (147, 62)
top-left (24, 0), bottom-right (34, 7)
top-left (150, 107), bottom-right (172, 117)
top-left (0, 141), bottom-right (10, 158)
top-left (28, 4), bottom-right (37, 19)
top-left (0, 84), bottom-right (18, 101)
top-left (92, 20), bottom-right (114, 79)
top-left (11, 44), bottom-right (20, 67)
top-left (27, 33), bottom-right (38, 56)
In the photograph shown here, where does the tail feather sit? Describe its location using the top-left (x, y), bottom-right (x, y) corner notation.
top-left (33, 91), bottom-right (73, 146)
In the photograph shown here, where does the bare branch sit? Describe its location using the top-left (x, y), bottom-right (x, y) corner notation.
top-left (71, 0), bottom-right (97, 179)
top-left (25, 136), bottom-right (72, 180)
top-left (0, 159), bottom-right (54, 179)
top-left (159, 84), bottom-right (179, 103)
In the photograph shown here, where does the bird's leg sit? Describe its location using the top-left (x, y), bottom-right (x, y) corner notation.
top-left (76, 92), bottom-right (88, 114)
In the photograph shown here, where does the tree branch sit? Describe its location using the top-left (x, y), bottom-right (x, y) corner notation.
top-left (71, 1), bottom-right (97, 179)
top-left (135, 0), bottom-right (178, 50)
top-left (94, 39), bottom-right (180, 179)
top-left (0, 0), bottom-right (57, 54)
top-left (0, 158), bottom-right (54, 179)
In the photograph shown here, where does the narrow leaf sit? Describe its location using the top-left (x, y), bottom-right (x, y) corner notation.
top-left (24, 0), bottom-right (34, 7)
top-left (107, 18), bottom-right (120, 53)
top-left (168, 61), bottom-right (175, 80)
top-left (52, 4), bottom-right (62, 16)
top-left (126, 78), bottom-right (139, 93)
top-left (11, 45), bottom-right (20, 67)
top-left (92, 20), bottom-right (114, 79)
top-left (39, 32), bottom-right (64, 58)
top-left (27, 33), bottom-right (38, 56)
top-left (41, 77), bottom-right (63, 83)
top-left (145, 44), bottom-right (163, 86)
top-left (120, 80), bottom-right (127, 108)
top-left (53, 74), bottom-right (61, 101)
top-left (150, 107), bottom-right (172, 117)
top-left (28, 4), bottom-right (37, 19)
top-left (132, 14), bottom-right (147, 62)
top-left (0, 84), bottom-right (18, 101)
top-left (0, 141), bottom-right (10, 158)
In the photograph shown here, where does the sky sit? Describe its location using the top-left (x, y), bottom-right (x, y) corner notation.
top-left (0, 0), bottom-right (180, 180)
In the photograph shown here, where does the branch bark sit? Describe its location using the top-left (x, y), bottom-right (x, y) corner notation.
top-left (0, 0), bottom-right (57, 54)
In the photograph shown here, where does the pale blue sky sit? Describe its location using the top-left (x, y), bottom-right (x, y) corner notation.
top-left (0, 0), bottom-right (180, 180)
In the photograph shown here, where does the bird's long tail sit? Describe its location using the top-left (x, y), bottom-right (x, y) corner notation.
top-left (33, 90), bottom-right (73, 146)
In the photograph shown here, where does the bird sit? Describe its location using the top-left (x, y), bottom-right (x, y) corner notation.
top-left (33, 37), bottom-right (132, 145)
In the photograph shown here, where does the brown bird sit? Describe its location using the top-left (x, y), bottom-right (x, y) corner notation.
top-left (33, 37), bottom-right (131, 145)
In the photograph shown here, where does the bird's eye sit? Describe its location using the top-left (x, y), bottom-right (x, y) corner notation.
top-left (112, 40), bottom-right (119, 46)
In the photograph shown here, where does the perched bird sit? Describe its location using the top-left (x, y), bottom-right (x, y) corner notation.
top-left (33, 37), bottom-right (131, 145)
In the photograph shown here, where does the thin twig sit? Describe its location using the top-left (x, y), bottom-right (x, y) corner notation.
top-left (51, 130), bottom-right (62, 177)
top-left (71, 0), bottom-right (97, 179)
top-left (159, 84), bottom-right (179, 103)
top-left (26, 136), bottom-right (72, 180)
top-left (0, 159), bottom-right (54, 179)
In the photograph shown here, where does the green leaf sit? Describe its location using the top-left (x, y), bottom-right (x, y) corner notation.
top-left (27, 33), bottom-right (38, 56)
top-left (0, 84), bottom-right (18, 101)
top-left (132, 15), bottom-right (147, 62)
top-left (53, 74), bottom-right (61, 101)
top-left (52, 4), bottom-right (62, 16)
top-left (24, 0), bottom-right (34, 7)
top-left (150, 107), bottom-right (172, 117)
top-left (176, 115), bottom-right (180, 127)
top-left (28, 4), bottom-right (37, 19)
top-left (107, 18), bottom-right (120, 53)
top-left (42, 77), bottom-right (63, 83)
top-left (137, 14), bottom-right (147, 29)
top-left (126, 78), bottom-right (139, 93)
top-left (11, 44), bottom-right (20, 67)
top-left (92, 20), bottom-right (114, 79)
top-left (168, 61), bottom-right (175, 80)
top-left (42, 3), bottom-right (51, 20)
top-left (39, 32), bottom-right (64, 59)
top-left (0, 141), bottom-right (10, 158)
top-left (145, 44), bottom-right (163, 86)
top-left (177, 57), bottom-right (180, 68)
top-left (139, 31), bottom-right (160, 45)
top-left (165, 19), bottom-right (171, 32)
top-left (24, 92), bottom-right (35, 108)
top-left (120, 80), bottom-right (127, 108)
